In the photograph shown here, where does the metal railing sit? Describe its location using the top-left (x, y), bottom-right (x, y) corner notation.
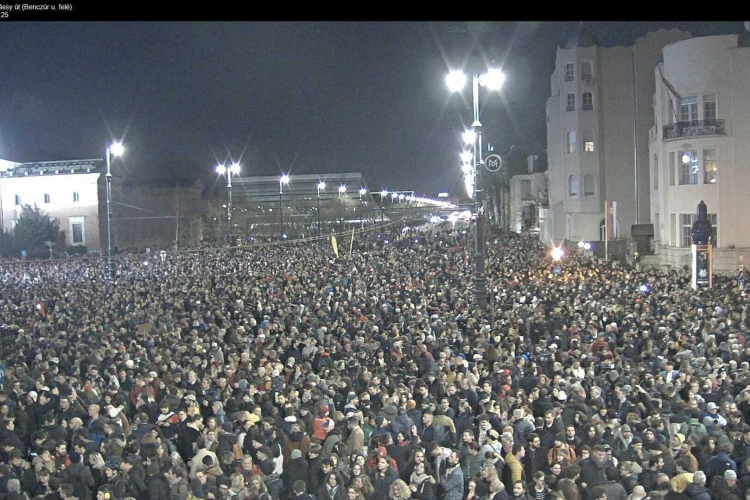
top-left (663, 119), bottom-right (725, 139)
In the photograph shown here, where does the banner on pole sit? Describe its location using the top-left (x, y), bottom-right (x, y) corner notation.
top-left (331, 236), bottom-right (339, 258)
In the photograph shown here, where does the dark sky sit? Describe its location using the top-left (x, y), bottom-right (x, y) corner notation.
top-left (0, 21), bottom-right (742, 194)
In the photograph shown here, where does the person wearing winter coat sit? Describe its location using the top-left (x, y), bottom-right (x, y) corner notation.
top-left (146, 463), bottom-right (171, 500)
top-left (283, 450), bottom-right (309, 492)
top-left (601, 467), bottom-right (627, 500)
top-left (439, 452), bottom-right (464, 500)
top-left (62, 460), bottom-right (97, 500)
top-left (684, 471), bottom-right (711, 500)
top-left (165, 467), bottom-right (190, 500)
top-left (710, 470), bottom-right (742, 500)
top-left (408, 462), bottom-right (435, 500)
top-left (579, 446), bottom-right (608, 496)
top-left (318, 472), bottom-right (347, 500)
top-left (371, 456), bottom-right (399, 500)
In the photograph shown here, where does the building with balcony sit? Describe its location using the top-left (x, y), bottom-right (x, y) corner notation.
top-left (546, 28), bottom-right (692, 246)
top-left (648, 33), bottom-right (750, 271)
top-left (0, 158), bottom-right (105, 250)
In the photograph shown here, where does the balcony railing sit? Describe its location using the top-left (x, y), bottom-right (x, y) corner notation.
top-left (663, 119), bottom-right (725, 139)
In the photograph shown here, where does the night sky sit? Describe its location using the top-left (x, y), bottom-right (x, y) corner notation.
top-left (0, 21), bottom-right (742, 195)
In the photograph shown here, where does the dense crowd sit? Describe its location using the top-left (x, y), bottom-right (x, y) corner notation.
top-left (0, 227), bottom-right (748, 500)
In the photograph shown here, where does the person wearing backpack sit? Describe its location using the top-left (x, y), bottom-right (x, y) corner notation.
top-left (680, 410), bottom-right (707, 442)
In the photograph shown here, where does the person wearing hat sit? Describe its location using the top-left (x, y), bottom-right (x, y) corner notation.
top-left (703, 402), bottom-right (728, 430)
top-left (711, 469), bottom-right (741, 500)
top-left (282, 450), bottom-right (309, 492)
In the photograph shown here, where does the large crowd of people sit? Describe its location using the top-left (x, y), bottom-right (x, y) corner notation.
top-left (0, 227), bottom-right (748, 500)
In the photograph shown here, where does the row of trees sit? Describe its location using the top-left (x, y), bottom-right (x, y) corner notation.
top-left (0, 205), bottom-right (78, 259)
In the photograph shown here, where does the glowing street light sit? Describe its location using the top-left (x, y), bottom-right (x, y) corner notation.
top-left (316, 181), bottom-right (326, 237)
top-left (460, 150), bottom-right (473, 164)
top-left (445, 70), bottom-right (468, 93)
top-left (216, 162), bottom-right (241, 247)
top-left (462, 129), bottom-right (477, 145)
top-left (105, 141), bottom-right (125, 278)
top-left (551, 247), bottom-right (564, 262)
top-left (279, 174), bottom-right (290, 240)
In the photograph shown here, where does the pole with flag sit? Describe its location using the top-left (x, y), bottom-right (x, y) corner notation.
top-left (331, 235), bottom-right (339, 258)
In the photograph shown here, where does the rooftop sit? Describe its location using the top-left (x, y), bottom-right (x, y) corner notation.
top-left (0, 158), bottom-right (104, 177)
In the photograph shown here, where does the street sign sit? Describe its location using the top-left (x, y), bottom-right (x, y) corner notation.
top-left (484, 154), bottom-right (502, 173)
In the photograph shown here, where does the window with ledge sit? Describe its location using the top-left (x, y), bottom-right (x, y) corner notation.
top-left (704, 149), bottom-right (717, 184)
top-left (567, 131), bottom-right (577, 153)
top-left (583, 130), bottom-right (594, 152)
top-left (566, 93), bottom-right (575, 112)
top-left (44, 194), bottom-right (50, 204)
top-left (73, 192), bottom-right (80, 203)
top-left (679, 151), bottom-right (698, 185)
top-left (704, 94), bottom-right (716, 123)
top-left (568, 174), bottom-right (579, 198)
top-left (14, 195), bottom-right (20, 206)
top-left (584, 174), bottom-right (595, 196)
top-left (582, 92), bottom-right (594, 111)
top-left (565, 63), bottom-right (575, 82)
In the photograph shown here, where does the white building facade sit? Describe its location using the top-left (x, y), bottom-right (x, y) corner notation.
top-left (509, 156), bottom-right (547, 234)
top-left (649, 34), bottom-right (750, 271)
top-left (0, 159), bottom-right (104, 250)
top-left (546, 29), bottom-right (692, 245)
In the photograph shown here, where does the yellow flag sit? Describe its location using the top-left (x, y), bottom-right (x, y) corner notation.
top-left (331, 236), bottom-right (339, 258)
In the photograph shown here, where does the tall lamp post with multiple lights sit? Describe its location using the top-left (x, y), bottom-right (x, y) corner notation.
top-left (279, 174), bottom-right (290, 239)
top-left (317, 181), bottom-right (326, 237)
top-left (338, 186), bottom-right (346, 232)
top-left (216, 163), bottom-right (241, 246)
top-left (105, 141), bottom-right (125, 279)
top-left (359, 188), bottom-right (367, 228)
top-left (446, 67), bottom-right (505, 309)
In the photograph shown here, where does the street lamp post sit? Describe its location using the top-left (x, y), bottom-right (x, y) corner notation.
top-left (106, 141), bottom-right (124, 279)
top-left (216, 163), bottom-right (241, 247)
top-left (447, 68), bottom-right (505, 309)
top-left (279, 175), bottom-right (290, 239)
top-left (359, 188), bottom-right (367, 228)
top-left (317, 181), bottom-right (326, 237)
top-left (338, 186), bottom-right (346, 233)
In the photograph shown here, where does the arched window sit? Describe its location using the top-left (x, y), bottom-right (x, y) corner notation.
top-left (582, 92), bottom-right (594, 111)
top-left (566, 93), bottom-right (576, 112)
top-left (568, 174), bottom-right (579, 198)
top-left (584, 174), bottom-right (595, 196)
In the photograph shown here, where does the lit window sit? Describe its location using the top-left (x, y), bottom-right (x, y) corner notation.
top-left (565, 63), bottom-right (575, 82)
top-left (583, 130), bottom-right (594, 152)
top-left (679, 151), bottom-right (698, 185)
top-left (73, 192), bottom-right (80, 202)
top-left (44, 194), bottom-right (50, 204)
top-left (566, 93), bottom-right (575, 112)
top-left (567, 131), bottom-right (577, 153)
top-left (582, 92), bottom-right (594, 111)
top-left (703, 149), bottom-right (717, 184)
top-left (584, 174), bottom-right (595, 196)
top-left (568, 174), bottom-right (579, 198)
